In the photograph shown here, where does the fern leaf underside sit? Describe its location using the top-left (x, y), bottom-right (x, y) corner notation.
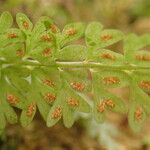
top-left (0, 12), bottom-right (150, 132)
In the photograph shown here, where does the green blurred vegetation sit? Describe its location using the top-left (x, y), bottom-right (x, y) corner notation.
top-left (0, 0), bottom-right (150, 31)
top-left (131, 0), bottom-right (150, 17)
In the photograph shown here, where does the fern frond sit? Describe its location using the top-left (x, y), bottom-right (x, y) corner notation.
top-left (0, 11), bottom-right (150, 132)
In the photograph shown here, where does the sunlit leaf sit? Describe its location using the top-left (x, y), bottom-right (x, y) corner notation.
top-left (93, 69), bottom-right (129, 88)
top-left (88, 48), bottom-right (124, 65)
top-left (86, 22), bottom-right (124, 48)
top-left (59, 22), bottom-right (85, 47)
top-left (92, 72), bottom-right (127, 123)
top-left (0, 28), bottom-right (25, 48)
top-left (0, 11), bottom-right (13, 33)
top-left (16, 13), bottom-right (33, 33)
top-left (57, 45), bottom-right (87, 61)
top-left (128, 100), bottom-right (146, 133)
top-left (124, 34), bottom-right (150, 62)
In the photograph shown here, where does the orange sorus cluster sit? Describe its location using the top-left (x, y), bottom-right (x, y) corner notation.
top-left (139, 81), bottom-right (150, 90)
top-left (52, 106), bottom-right (62, 119)
top-left (50, 24), bottom-right (58, 33)
top-left (136, 54), bottom-right (150, 61)
top-left (103, 76), bottom-right (120, 85)
top-left (7, 33), bottom-right (18, 38)
top-left (67, 97), bottom-right (79, 107)
top-left (101, 52), bottom-right (115, 60)
top-left (100, 34), bottom-right (112, 41)
top-left (41, 34), bottom-right (51, 42)
top-left (42, 79), bottom-right (55, 87)
top-left (16, 49), bottom-right (25, 57)
top-left (7, 94), bottom-right (19, 105)
top-left (134, 106), bottom-right (143, 121)
top-left (42, 48), bottom-right (52, 57)
top-left (97, 99), bottom-right (115, 113)
top-left (65, 28), bottom-right (77, 36)
top-left (26, 103), bottom-right (36, 117)
top-left (22, 21), bottom-right (29, 29)
top-left (70, 81), bottom-right (85, 91)
top-left (44, 93), bottom-right (56, 103)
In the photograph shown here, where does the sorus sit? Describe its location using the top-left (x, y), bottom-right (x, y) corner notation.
top-left (70, 81), bottom-right (85, 91)
top-left (97, 101), bottom-right (106, 113)
top-left (134, 106), bottom-right (143, 121)
top-left (101, 53), bottom-right (115, 60)
top-left (97, 99), bottom-right (115, 113)
top-left (23, 21), bottom-right (29, 29)
top-left (26, 103), bottom-right (36, 117)
top-left (105, 99), bottom-right (115, 108)
top-left (103, 76), bottom-right (120, 85)
top-left (52, 106), bottom-right (62, 119)
top-left (42, 48), bottom-right (52, 57)
top-left (136, 55), bottom-right (150, 61)
top-left (67, 97), bottom-right (79, 107)
top-left (139, 81), bottom-right (150, 90)
top-left (7, 33), bottom-right (17, 39)
top-left (7, 94), bottom-right (19, 105)
top-left (16, 49), bottom-right (24, 57)
top-left (50, 24), bottom-right (58, 33)
top-left (41, 34), bottom-right (51, 42)
top-left (65, 28), bottom-right (77, 36)
top-left (100, 34), bottom-right (112, 41)
top-left (42, 79), bottom-right (55, 87)
top-left (44, 93), bottom-right (56, 103)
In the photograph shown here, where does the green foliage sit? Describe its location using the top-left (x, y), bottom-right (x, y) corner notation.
top-left (0, 11), bottom-right (150, 132)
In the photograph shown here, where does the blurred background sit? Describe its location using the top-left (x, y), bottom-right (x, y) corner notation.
top-left (0, 0), bottom-right (150, 149)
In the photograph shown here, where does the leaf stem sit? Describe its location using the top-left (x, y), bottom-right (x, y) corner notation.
top-left (1, 60), bottom-right (150, 71)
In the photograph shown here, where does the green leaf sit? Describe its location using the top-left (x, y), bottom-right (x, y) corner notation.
top-left (57, 45), bottom-right (87, 61)
top-left (47, 81), bottom-right (90, 127)
top-left (130, 73), bottom-right (150, 114)
top-left (124, 34), bottom-right (150, 62)
top-left (20, 69), bottom-right (56, 127)
top-left (16, 13), bottom-right (33, 32)
top-left (0, 43), bottom-right (25, 61)
top-left (85, 22), bottom-right (103, 46)
top-left (29, 43), bottom-right (56, 64)
top-left (62, 69), bottom-right (91, 93)
top-left (93, 69), bottom-right (129, 88)
top-left (4, 84), bottom-right (26, 109)
top-left (59, 22), bottom-right (85, 47)
top-left (4, 66), bottom-right (30, 78)
top-left (27, 17), bottom-right (58, 52)
top-left (0, 108), bottom-right (6, 130)
top-left (36, 16), bottom-right (60, 33)
top-left (37, 98), bottom-right (51, 121)
top-left (88, 48), bottom-right (124, 65)
top-left (85, 22), bottom-right (124, 47)
top-left (0, 78), bottom-right (18, 125)
top-left (64, 81), bottom-right (91, 113)
top-left (30, 31), bottom-right (56, 50)
top-left (127, 77), bottom-right (150, 132)
top-left (4, 105), bottom-right (18, 124)
top-left (0, 11), bottom-right (13, 33)
top-left (46, 91), bottom-right (63, 127)
top-left (20, 84), bottom-right (37, 127)
top-left (63, 103), bottom-right (75, 128)
top-left (133, 71), bottom-right (150, 93)
top-left (20, 105), bottom-right (36, 127)
top-left (133, 50), bottom-right (150, 67)
top-left (0, 28), bottom-right (25, 48)
top-left (128, 101), bottom-right (146, 133)
top-left (92, 72), bottom-right (127, 123)
top-left (32, 67), bottom-right (61, 90)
